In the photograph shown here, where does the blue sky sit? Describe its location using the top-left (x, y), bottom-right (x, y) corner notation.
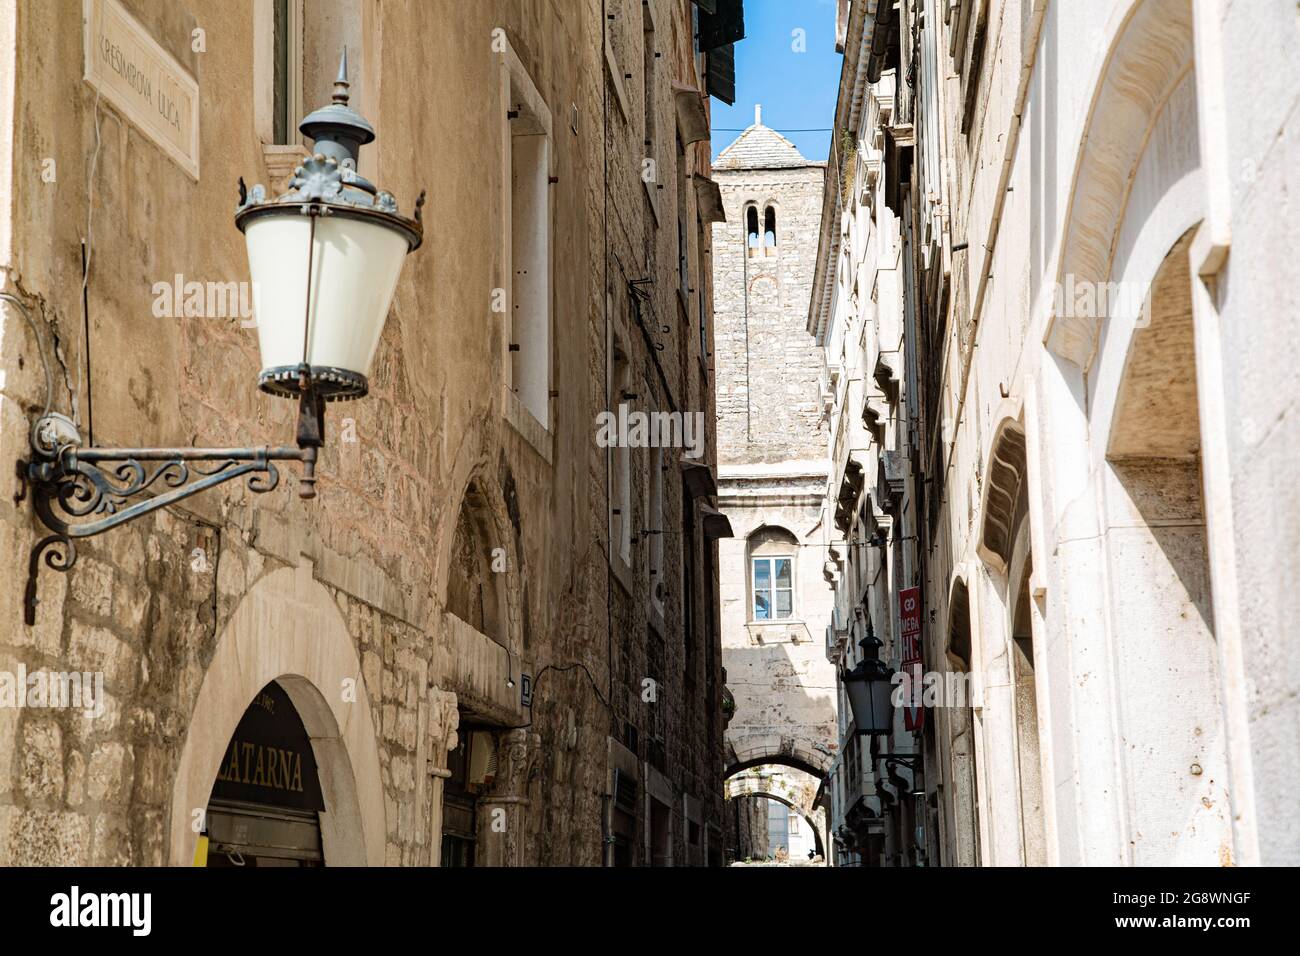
top-left (710, 0), bottom-right (842, 163)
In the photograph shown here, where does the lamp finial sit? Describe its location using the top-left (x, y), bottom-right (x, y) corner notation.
top-left (332, 47), bottom-right (351, 105)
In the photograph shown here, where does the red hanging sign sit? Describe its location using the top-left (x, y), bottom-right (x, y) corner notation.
top-left (898, 587), bottom-right (925, 731)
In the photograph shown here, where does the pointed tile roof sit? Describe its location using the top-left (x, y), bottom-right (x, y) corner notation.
top-left (715, 104), bottom-right (817, 170)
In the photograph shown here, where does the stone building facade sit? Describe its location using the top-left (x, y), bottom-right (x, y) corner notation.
top-left (710, 111), bottom-right (838, 863)
top-left (0, 0), bottom-right (739, 866)
top-left (808, 8), bottom-right (927, 865)
top-left (819, 0), bottom-right (1300, 867)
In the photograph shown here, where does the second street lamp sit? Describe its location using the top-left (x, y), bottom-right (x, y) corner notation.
top-left (18, 50), bottom-right (422, 624)
top-left (842, 655), bottom-right (896, 736)
top-left (842, 617), bottom-right (896, 735)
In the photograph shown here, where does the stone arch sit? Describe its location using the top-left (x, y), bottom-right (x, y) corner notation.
top-left (977, 418), bottom-right (1028, 576)
top-left (168, 563), bottom-right (386, 866)
top-left (1045, 0), bottom-right (1197, 369)
top-left (725, 745), bottom-right (830, 782)
top-left (445, 480), bottom-right (510, 646)
top-left (725, 787), bottom-right (825, 860)
top-left (1005, 518), bottom-right (1046, 866)
top-left (975, 415), bottom-right (1045, 865)
top-left (1040, 0), bottom-right (1236, 865)
top-left (724, 763), bottom-right (828, 861)
top-left (946, 575), bottom-right (973, 669)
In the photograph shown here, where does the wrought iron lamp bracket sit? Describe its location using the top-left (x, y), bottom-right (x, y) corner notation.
top-left (872, 752), bottom-right (921, 770)
top-left (20, 388), bottom-right (326, 626)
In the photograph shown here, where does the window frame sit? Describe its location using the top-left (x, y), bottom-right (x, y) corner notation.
top-left (253, 0), bottom-right (304, 147)
top-left (500, 40), bottom-right (555, 451)
top-left (750, 554), bottom-right (795, 621)
top-left (647, 444), bottom-right (665, 616)
top-left (609, 322), bottom-right (634, 567)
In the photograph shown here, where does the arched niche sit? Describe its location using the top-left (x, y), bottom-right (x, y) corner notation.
top-left (433, 435), bottom-right (525, 661)
top-left (445, 480), bottom-right (509, 647)
top-left (1101, 228), bottom-right (1230, 864)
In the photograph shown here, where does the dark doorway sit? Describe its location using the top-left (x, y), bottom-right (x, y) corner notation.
top-left (205, 680), bottom-right (326, 867)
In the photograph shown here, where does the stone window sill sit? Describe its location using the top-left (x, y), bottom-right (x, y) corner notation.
top-left (504, 389), bottom-right (552, 464)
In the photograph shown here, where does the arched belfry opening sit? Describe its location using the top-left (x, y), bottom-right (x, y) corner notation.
top-left (763, 205), bottom-right (777, 249)
top-left (746, 205), bottom-right (760, 250)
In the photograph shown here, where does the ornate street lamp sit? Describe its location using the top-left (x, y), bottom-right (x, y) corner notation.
top-left (18, 51), bottom-right (422, 624)
top-left (841, 620), bottom-right (895, 735)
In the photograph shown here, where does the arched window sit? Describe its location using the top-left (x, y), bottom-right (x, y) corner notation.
top-left (748, 526), bottom-right (798, 621)
top-left (746, 206), bottom-right (760, 249)
top-left (763, 205), bottom-right (777, 248)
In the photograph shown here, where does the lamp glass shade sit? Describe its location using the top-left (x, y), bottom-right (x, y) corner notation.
top-left (843, 661), bottom-right (895, 735)
top-left (244, 210), bottom-right (411, 388)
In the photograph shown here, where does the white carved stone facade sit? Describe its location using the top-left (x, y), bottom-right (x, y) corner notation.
top-left (818, 0), bottom-right (1300, 867)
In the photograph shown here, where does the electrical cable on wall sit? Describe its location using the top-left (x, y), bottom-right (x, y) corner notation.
top-left (513, 660), bottom-right (614, 732)
top-left (81, 84), bottom-right (104, 446)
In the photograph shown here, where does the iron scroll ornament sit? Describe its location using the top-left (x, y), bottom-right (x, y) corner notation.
top-left (19, 392), bottom-right (325, 626)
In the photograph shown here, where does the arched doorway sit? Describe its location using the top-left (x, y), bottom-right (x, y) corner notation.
top-left (205, 680), bottom-right (327, 867)
top-left (168, 564), bottom-right (386, 866)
